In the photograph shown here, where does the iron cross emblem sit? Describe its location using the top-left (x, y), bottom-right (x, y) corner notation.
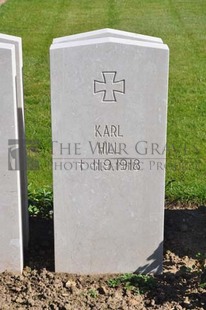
top-left (94, 71), bottom-right (125, 102)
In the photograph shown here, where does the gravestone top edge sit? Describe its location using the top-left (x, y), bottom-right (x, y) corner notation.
top-left (0, 33), bottom-right (23, 67)
top-left (50, 36), bottom-right (168, 51)
top-left (53, 28), bottom-right (163, 44)
top-left (0, 33), bottom-right (22, 43)
top-left (0, 41), bottom-right (16, 48)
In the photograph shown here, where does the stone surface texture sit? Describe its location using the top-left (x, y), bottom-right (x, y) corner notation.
top-left (0, 33), bottom-right (28, 249)
top-left (0, 43), bottom-right (23, 273)
top-left (51, 30), bottom-right (169, 274)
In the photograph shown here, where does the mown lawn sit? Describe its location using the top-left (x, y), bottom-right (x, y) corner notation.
top-left (0, 0), bottom-right (206, 202)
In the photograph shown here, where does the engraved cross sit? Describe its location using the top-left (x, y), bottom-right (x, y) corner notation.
top-left (94, 71), bottom-right (125, 102)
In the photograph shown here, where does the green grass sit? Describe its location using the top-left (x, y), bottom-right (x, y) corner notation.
top-left (28, 186), bottom-right (53, 218)
top-left (107, 273), bottom-right (156, 294)
top-left (0, 0), bottom-right (206, 202)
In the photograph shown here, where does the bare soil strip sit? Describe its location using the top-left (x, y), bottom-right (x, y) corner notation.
top-left (0, 205), bottom-right (205, 309)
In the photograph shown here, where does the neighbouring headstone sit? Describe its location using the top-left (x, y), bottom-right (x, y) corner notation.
top-left (0, 34), bottom-right (28, 249)
top-left (51, 29), bottom-right (169, 274)
top-left (0, 42), bottom-right (23, 272)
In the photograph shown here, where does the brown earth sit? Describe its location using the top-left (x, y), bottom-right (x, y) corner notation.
top-left (0, 204), bottom-right (206, 309)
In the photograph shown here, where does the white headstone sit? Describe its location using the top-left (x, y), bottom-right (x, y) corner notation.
top-left (0, 34), bottom-right (28, 249)
top-left (51, 30), bottom-right (169, 274)
top-left (0, 42), bottom-right (23, 273)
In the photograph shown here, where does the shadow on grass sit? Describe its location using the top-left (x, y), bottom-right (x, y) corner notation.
top-left (164, 206), bottom-right (206, 258)
top-left (24, 217), bottom-right (54, 271)
top-left (146, 206), bottom-right (206, 308)
top-left (24, 206), bottom-right (206, 268)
